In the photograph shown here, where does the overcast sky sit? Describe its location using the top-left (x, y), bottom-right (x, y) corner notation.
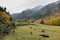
top-left (0, 0), bottom-right (58, 14)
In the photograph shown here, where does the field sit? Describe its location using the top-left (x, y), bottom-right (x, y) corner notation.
top-left (3, 22), bottom-right (60, 40)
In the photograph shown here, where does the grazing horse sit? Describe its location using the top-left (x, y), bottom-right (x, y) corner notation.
top-left (30, 27), bottom-right (32, 29)
top-left (12, 29), bottom-right (15, 34)
top-left (42, 29), bottom-right (45, 32)
top-left (2, 30), bottom-right (9, 35)
top-left (39, 34), bottom-right (49, 38)
top-left (30, 31), bottom-right (32, 35)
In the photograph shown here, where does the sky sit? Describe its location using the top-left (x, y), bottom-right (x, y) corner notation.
top-left (0, 0), bottom-right (58, 14)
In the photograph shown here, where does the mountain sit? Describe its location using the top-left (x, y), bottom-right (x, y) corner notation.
top-left (11, 5), bottom-right (43, 19)
top-left (11, 13), bottom-right (20, 19)
top-left (12, 1), bottom-right (60, 20)
top-left (35, 1), bottom-right (60, 25)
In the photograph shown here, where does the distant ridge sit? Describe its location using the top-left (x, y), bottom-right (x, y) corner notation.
top-left (12, 0), bottom-right (60, 20)
top-left (11, 5), bottom-right (43, 19)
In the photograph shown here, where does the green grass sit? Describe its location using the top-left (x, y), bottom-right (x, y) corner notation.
top-left (3, 23), bottom-right (60, 40)
top-left (15, 21), bottom-right (31, 26)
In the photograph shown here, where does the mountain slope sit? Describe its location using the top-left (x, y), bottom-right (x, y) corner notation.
top-left (0, 7), bottom-right (15, 36)
top-left (12, 1), bottom-right (60, 20)
top-left (12, 5), bottom-right (43, 19)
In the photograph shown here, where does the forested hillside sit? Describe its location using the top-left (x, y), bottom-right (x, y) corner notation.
top-left (35, 3), bottom-right (60, 26)
top-left (0, 6), bottom-right (15, 38)
top-left (43, 3), bottom-right (60, 25)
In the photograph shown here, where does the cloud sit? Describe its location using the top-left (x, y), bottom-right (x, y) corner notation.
top-left (0, 0), bottom-right (58, 14)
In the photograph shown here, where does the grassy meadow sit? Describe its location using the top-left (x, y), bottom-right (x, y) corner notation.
top-left (3, 22), bottom-right (60, 40)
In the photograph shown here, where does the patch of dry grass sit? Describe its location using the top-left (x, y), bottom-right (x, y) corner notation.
top-left (3, 23), bottom-right (60, 40)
